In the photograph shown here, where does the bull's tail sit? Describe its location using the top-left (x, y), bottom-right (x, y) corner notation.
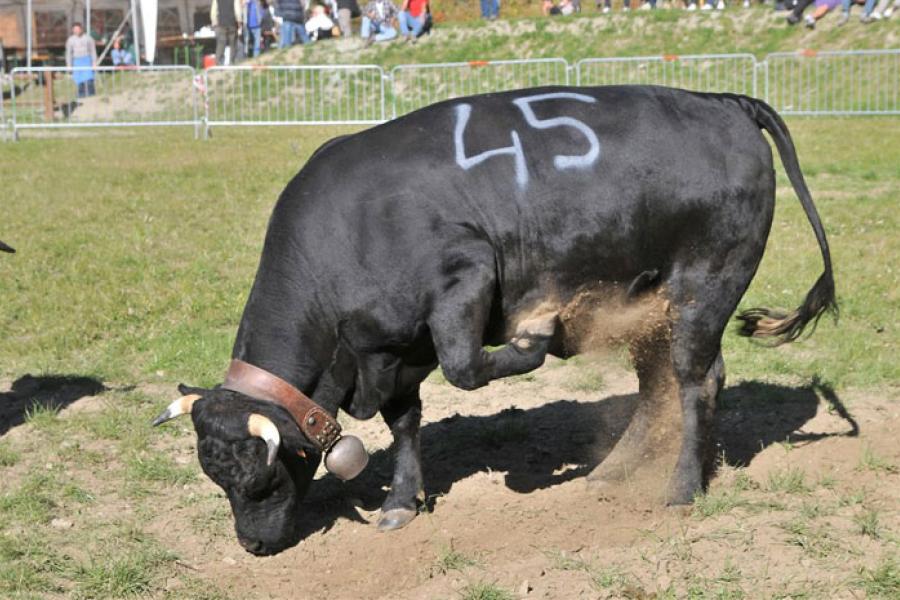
top-left (0, 240), bottom-right (14, 253)
top-left (733, 97), bottom-right (837, 344)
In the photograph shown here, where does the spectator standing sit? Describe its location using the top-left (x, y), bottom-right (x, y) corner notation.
top-left (244, 0), bottom-right (264, 57)
top-left (399, 0), bottom-right (428, 41)
top-left (277, 0), bottom-right (312, 46)
top-left (336, 0), bottom-right (361, 36)
top-left (212, 0), bottom-right (242, 64)
top-left (481, 0), bottom-right (500, 19)
top-left (65, 23), bottom-right (97, 97)
top-left (362, 0), bottom-right (398, 44)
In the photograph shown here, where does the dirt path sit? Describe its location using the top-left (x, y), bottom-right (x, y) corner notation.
top-left (131, 359), bottom-right (898, 599)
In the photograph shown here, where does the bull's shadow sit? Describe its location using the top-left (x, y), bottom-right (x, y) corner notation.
top-left (296, 378), bottom-right (857, 537)
top-left (0, 374), bottom-right (106, 436)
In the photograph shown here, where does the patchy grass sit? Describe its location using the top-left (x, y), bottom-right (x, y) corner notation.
top-left (693, 467), bottom-right (759, 518)
top-left (561, 363), bottom-right (606, 393)
top-left (854, 509), bottom-right (882, 539)
top-left (23, 402), bottom-right (63, 432)
top-left (458, 581), bottom-right (516, 600)
top-left (0, 441), bottom-right (19, 467)
top-left (766, 467), bottom-right (810, 495)
top-left (71, 530), bottom-right (176, 599)
top-left (125, 453), bottom-right (198, 487)
top-left (544, 549), bottom-right (591, 571)
top-left (780, 517), bottom-right (839, 559)
top-left (858, 445), bottom-right (898, 474)
top-left (433, 544), bottom-right (481, 574)
top-left (0, 472), bottom-right (59, 525)
top-left (854, 556), bottom-right (900, 599)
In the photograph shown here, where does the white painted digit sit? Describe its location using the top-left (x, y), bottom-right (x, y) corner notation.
top-left (512, 92), bottom-right (601, 171)
top-left (454, 103), bottom-right (529, 189)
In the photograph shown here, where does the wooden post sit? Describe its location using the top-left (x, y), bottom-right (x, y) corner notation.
top-left (43, 72), bottom-right (54, 122)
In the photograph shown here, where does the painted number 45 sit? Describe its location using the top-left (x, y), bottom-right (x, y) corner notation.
top-left (454, 92), bottom-right (602, 189)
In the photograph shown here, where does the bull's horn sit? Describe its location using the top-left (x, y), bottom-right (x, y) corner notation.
top-left (248, 414), bottom-right (280, 466)
top-left (151, 394), bottom-right (201, 426)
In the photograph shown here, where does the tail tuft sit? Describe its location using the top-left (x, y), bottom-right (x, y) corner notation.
top-left (736, 272), bottom-right (837, 345)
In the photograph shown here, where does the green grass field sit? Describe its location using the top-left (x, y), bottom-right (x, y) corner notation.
top-left (0, 104), bottom-right (898, 598)
top-left (1, 119), bottom-right (897, 389)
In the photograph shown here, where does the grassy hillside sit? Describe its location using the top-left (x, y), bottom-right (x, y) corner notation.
top-left (266, 6), bottom-right (900, 67)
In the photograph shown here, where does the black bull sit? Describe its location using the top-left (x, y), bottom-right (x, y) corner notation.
top-left (159, 85), bottom-right (836, 555)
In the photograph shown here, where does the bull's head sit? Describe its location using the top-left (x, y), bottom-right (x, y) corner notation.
top-left (153, 385), bottom-right (321, 555)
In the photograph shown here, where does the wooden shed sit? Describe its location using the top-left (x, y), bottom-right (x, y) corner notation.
top-left (0, 0), bottom-right (214, 55)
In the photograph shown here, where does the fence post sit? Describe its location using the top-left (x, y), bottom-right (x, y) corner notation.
top-left (42, 73), bottom-right (54, 122)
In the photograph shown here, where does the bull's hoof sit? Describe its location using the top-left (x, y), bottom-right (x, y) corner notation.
top-left (376, 508), bottom-right (417, 531)
top-left (665, 478), bottom-right (702, 506)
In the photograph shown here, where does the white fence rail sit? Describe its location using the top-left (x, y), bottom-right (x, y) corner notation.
top-left (576, 53), bottom-right (758, 97)
top-left (9, 66), bottom-right (198, 139)
top-left (203, 65), bottom-right (387, 132)
top-left (763, 49), bottom-right (900, 115)
top-left (3, 50), bottom-right (897, 139)
top-left (390, 58), bottom-right (571, 118)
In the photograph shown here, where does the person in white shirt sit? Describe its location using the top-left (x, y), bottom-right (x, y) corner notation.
top-left (65, 23), bottom-right (98, 97)
top-left (305, 4), bottom-right (338, 40)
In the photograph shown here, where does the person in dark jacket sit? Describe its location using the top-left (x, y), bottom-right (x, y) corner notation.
top-left (212, 0), bottom-right (242, 64)
top-left (336, 0), bottom-right (361, 35)
top-left (276, 0), bottom-right (311, 47)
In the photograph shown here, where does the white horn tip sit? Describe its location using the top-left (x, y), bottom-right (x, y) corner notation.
top-left (248, 414), bottom-right (281, 466)
top-left (151, 394), bottom-right (201, 427)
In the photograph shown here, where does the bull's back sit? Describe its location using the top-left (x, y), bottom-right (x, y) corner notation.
top-left (289, 85), bottom-right (776, 315)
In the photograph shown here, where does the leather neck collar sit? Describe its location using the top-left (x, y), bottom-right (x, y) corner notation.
top-left (222, 359), bottom-right (342, 452)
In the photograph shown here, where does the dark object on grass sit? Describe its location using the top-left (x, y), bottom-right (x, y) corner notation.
top-left (0, 240), bottom-right (14, 253)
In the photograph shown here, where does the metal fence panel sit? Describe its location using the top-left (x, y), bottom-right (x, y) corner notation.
top-left (203, 65), bottom-right (386, 128)
top-left (9, 66), bottom-right (198, 135)
top-left (764, 49), bottom-right (900, 115)
top-left (576, 54), bottom-right (758, 97)
top-left (390, 58), bottom-right (571, 118)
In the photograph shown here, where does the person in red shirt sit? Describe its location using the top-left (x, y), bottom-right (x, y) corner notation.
top-left (398, 0), bottom-right (428, 41)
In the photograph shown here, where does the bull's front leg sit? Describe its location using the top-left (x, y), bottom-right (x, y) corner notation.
top-left (428, 261), bottom-right (556, 390)
top-left (377, 390), bottom-right (424, 531)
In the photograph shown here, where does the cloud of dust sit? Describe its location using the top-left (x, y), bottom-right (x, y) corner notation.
top-left (555, 282), bottom-right (671, 356)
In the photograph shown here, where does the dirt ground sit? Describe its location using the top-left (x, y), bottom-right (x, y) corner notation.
top-left (2, 357), bottom-right (898, 599)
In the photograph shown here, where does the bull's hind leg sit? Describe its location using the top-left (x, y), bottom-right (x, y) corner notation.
top-left (664, 259), bottom-right (751, 503)
top-left (427, 261), bottom-right (555, 391)
top-left (586, 319), bottom-right (681, 486)
top-left (666, 314), bottom-right (729, 504)
top-left (377, 390), bottom-right (424, 531)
